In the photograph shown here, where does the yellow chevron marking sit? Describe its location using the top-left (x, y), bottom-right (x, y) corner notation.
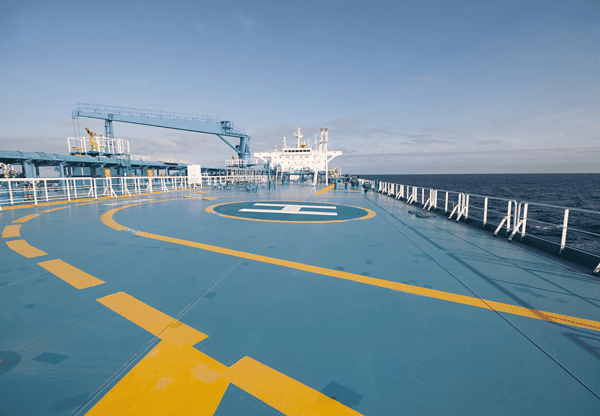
top-left (6, 239), bottom-right (47, 258)
top-left (313, 184), bottom-right (335, 194)
top-left (2, 225), bottom-right (21, 238)
top-left (97, 292), bottom-right (208, 347)
top-left (38, 259), bottom-right (104, 289)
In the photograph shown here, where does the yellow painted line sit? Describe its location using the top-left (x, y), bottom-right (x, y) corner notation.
top-left (313, 184), bottom-right (335, 195)
top-left (227, 356), bottom-right (362, 416)
top-left (133, 230), bottom-right (600, 331)
top-left (2, 224), bottom-right (21, 238)
top-left (13, 213), bottom-right (40, 223)
top-left (97, 292), bottom-right (208, 347)
top-left (204, 201), bottom-right (376, 224)
top-left (101, 202), bottom-right (600, 333)
top-left (42, 206), bottom-right (70, 213)
top-left (87, 340), bottom-right (230, 416)
top-left (37, 259), bottom-right (104, 289)
top-left (88, 339), bottom-right (362, 415)
top-left (100, 202), bottom-right (147, 231)
top-left (203, 197), bottom-right (218, 200)
top-left (99, 198), bottom-right (183, 231)
top-left (75, 200), bottom-right (105, 206)
top-left (6, 239), bottom-right (48, 258)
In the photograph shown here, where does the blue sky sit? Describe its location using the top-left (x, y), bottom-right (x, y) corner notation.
top-left (1, 0), bottom-right (599, 173)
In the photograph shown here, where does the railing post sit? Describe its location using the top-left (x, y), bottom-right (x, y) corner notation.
top-left (560, 209), bottom-right (569, 253)
top-left (445, 192), bottom-right (448, 212)
top-left (483, 197), bottom-right (488, 225)
top-left (93, 178), bottom-right (98, 199)
top-left (8, 180), bottom-right (13, 205)
top-left (521, 203), bottom-right (528, 239)
top-left (506, 201), bottom-right (512, 231)
top-left (44, 179), bottom-right (49, 202)
top-left (32, 180), bottom-right (38, 206)
top-left (66, 178), bottom-right (71, 202)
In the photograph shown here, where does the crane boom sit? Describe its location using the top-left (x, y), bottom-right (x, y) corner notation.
top-left (72, 103), bottom-right (251, 160)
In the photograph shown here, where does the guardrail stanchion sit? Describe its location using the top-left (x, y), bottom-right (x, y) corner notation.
top-left (521, 203), bottom-right (528, 239)
top-left (445, 192), bottom-right (448, 213)
top-left (8, 180), bottom-right (13, 205)
top-left (560, 209), bottom-right (569, 254)
top-left (483, 197), bottom-right (488, 226)
top-left (32, 180), bottom-right (38, 206)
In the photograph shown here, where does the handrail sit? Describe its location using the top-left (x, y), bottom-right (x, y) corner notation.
top-left (0, 173), bottom-right (268, 209)
top-left (366, 180), bottom-right (600, 273)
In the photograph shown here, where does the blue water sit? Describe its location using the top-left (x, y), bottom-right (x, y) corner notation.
top-left (358, 173), bottom-right (600, 255)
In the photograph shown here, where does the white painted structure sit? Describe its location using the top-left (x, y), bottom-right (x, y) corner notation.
top-left (187, 164), bottom-right (203, 185)
top-left (253, 128), bottom-right (342, 184)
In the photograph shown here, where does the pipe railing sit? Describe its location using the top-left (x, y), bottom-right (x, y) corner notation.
top-left (362, 179), bottom-right (600, 273)
top-left (0, 174), bottom-right (269, 209)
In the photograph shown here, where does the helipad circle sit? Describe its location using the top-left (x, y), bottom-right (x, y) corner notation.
top-left (206, 201), bottom-right (376, 223)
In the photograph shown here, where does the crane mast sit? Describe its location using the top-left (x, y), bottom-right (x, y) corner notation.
top-left (72, 104), bottom-right (251, 161)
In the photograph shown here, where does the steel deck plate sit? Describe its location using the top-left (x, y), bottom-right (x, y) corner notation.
top-left (1, 184), bottom-right (600, 415)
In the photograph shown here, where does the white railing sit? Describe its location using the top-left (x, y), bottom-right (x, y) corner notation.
top-left (225, 158), bottom-right (260, 167)
top-left (200, 175), bottom-right (268, 187)
top-left (67, 136), bottom-right (130, 155)
top-left (0, 174), bottom-right (270, 209)
top-left (130, 155), bottom-right (151, 161)
top-left (0, 177), bottom-right (186, 208)
top-left (360, 179), bottom-right (600, 273)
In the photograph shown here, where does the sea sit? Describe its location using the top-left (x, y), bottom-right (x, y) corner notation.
top-left (357, 173), bottom-right (600, 256)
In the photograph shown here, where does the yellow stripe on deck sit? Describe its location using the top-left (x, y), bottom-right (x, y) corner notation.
top-left (87, 339), bottom-right (363, 416)
top-left (38, 259), bottom-right (104, 289)
top-left (86, 340), bottom-right (230, 416)
top-left (228, 356), bottom-right (362, 416)
top-left (130, 231), bottom-right (600, 332)
top-left (102, 201), bottom-right (600, 333)
top-left (313, 184), bottom-right (335, 194)
top-left (13, 213), bottom-right (40, 223)
top-left (97, 292), bottom-right (208, 347)
top-left (2, 225), bottom-right (21, 238)
top-left (6, 239), bottom-right (47, 258)
top-left (100, 203), bottom-right (146, 231)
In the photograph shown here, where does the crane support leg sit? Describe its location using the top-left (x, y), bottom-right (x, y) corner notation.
top-left (105, 119), bottom-right (114, 138)
top-left (216, 134), bottom-right (240, 154)
top-left (238, 136), bottom-right (251, 161)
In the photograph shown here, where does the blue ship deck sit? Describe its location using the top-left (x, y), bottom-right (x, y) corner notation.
top-left (1, 184), bottom-right (600, 415)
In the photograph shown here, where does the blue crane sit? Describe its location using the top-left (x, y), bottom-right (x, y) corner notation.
top-left (72, 103), bottom-right (251, 161)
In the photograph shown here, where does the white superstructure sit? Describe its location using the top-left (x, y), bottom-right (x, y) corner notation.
top-left (254, 128), bottom-right (342, 178)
